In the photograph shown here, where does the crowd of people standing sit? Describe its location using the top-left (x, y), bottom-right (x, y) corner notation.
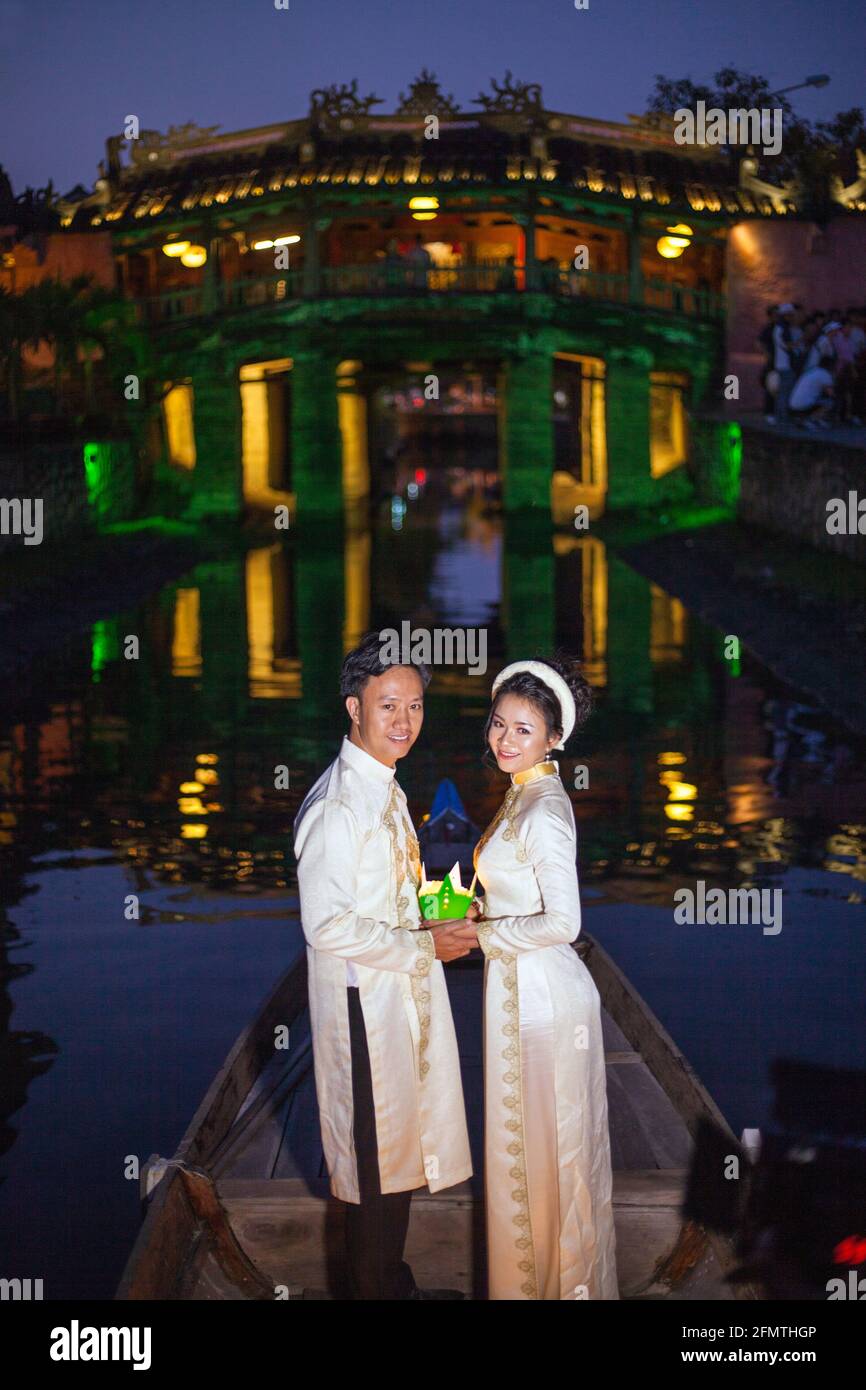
top-left (758, 302), bottom-right (866, 430)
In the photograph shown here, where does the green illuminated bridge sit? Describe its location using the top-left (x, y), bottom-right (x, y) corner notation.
top-left (59, 74), bottom-right (773, 520)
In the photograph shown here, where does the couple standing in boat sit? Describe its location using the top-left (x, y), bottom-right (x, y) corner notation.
top-left (294, 631), bottom-right (619, 1301)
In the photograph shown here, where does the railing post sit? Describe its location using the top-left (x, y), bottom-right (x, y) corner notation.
top-left (202, 236), bottom-right (219, 313)
top-left (628, 205), bottom-right (644, 307)
top-left (302, 217), bottom-right (330, 297)
top-left (515, 208), bottom-right (538, 291)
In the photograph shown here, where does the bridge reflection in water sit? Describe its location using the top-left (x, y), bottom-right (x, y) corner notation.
top-left (2, 501), bottom-right (865, 1299)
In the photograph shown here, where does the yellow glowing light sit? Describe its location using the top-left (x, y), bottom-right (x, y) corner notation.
top-left (162, 240), bottom-right (191, 257)
top-left (412, 212), bottom-right (437, 221)
top-left (196, 753), bottom-right (219, 765)
top-left (253, 234), bottom-right (301, 250)
top-left (409, 196), bottom-right (439, 211)
top-left (665, 803), bottom-right (695, 821)
top-left (178, 797), bottom-right (206, 814)
top-left (181, 824), bottom-right (208, 839)
top-left (180, 244), bottom-right (207, 267)
top-left (658, 752), bottom-right (687, 766)
top-left (197, 767), bottom-right (219, 785)
top-left (657, 236), bottom-right (685, 259)
top-left (666, 224), bottom-right (693, 237)
top-left (664, 781), bottom-right (698, 802)
top-left (180, 780), bottom-right (205, 794)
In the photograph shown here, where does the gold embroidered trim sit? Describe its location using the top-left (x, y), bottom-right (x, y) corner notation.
top-left (474, 785), bottom-right (537, 1295)
top-left (473, 784), bottom-right (520, 871)
top-left (499, 953), bottom-right (537, 1297)
top-left (410, 930), bottom-right (433, 1079)
top-left (501, 788), bottom-right (529, 864)
top-left (383, 782), bottom-right (431, 1079)
top-left (475, 920), bottom-right (501, 960)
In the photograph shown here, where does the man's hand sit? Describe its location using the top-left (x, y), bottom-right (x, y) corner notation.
top-left (429, 921), bottom-right (478, 961)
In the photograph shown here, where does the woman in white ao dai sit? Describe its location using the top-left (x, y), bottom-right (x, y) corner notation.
top-left (468, 657), bottom-right (619, 1301)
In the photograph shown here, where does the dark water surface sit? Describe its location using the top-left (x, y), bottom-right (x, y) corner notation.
top-left (1, 499), bottom-right (864, 1297)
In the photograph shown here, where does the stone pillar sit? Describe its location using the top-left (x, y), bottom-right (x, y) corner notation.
top-left (498, 347), bottom-right (554, 517)
top-left (296, 532), bottom-right (346, 722)
top-left (337, 359), bottom-right (370, 504)
top-left (196, 555), bottom-right (250, 731)
top-left (604, 347), bottom-right (653, 510)
top-left (290, 351), bottom-right (343, 520)
top-left (605, 554), bottom-right (653, 714)
top-left (186, 353), bottom-right (243, 519)
top-left (502, 518), bottom-right (555, 657)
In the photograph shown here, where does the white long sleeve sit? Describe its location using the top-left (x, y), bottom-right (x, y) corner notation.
top-left (296, 795), bottom-right (434, 976)
top-left (477, 794), bottom-right (581, 956)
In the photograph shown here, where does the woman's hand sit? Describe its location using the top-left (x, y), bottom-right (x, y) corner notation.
top-left (464, 899), bottom-right (484, 922)
top-left (449, 916), bottom-right (480, 947)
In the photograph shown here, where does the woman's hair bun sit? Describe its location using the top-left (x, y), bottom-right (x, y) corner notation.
top-left (538, 651), bottom-right (593, 730)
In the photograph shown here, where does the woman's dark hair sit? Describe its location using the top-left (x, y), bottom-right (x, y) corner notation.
top-left (483, 652), bottom-right (593, 753)
top-left (340, 630), bottom-right (431, 700)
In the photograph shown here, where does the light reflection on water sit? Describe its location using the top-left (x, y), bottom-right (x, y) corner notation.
top-left (0, 507), bottom-right (864, 1296)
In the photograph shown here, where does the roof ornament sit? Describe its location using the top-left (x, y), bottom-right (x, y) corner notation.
top-left (396, 69), bottom-right (460, 118)
top-left (309, 80), bottom-right (383, 128)
top-left (475, 71), bottom-right (543, 115)
top-left (126, 123), bottom-right (222, 169)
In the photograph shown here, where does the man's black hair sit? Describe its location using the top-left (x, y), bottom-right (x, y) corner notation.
top-left (340, 630), bottom-right (431, 700)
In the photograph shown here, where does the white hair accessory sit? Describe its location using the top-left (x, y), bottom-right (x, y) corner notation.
top-left (491, 660), bottom-right (577, 750)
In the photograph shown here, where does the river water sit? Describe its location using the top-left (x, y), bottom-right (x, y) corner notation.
top-left (1, 496), bottom-right (864, 1297)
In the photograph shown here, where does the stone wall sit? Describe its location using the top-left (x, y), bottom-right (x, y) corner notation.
top-left (737, 424), bottom-right (866, 563)
top-left (725, 217), bottom-right (866, 414)
top-left (0, 437), bottom-right (136, 556)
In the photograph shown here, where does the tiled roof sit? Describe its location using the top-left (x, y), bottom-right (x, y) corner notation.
top-left (64, 113), bottom-right (799, 229)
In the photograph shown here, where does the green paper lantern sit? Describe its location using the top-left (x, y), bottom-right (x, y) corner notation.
top-left (418, 865), bottom-right (474, 921)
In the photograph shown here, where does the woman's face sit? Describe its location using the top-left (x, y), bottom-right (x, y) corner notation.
top-left (488, 693), bottom-right (555, 775)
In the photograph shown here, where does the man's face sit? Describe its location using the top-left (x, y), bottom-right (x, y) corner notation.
top-left (346, 666), bottom-right (425, 767)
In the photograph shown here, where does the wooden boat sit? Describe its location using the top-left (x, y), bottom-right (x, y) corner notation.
top-left (116, 928), bottom-right (760, 1301)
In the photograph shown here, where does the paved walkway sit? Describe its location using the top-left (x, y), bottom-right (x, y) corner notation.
top-left (735, 410), bottom-right (866, 451)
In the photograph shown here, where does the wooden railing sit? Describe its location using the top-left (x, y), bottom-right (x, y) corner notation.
top-left (139, 262), bottom-right (724, 323)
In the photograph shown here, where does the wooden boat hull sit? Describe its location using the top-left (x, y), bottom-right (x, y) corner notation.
top-left (117, 939), bottom-right (759, 1301)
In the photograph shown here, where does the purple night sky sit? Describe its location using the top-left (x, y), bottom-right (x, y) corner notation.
top-left (2, 0), bottom-right (865, 197)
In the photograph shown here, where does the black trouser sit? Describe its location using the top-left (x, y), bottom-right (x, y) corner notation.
top-left (344, 986), bottom-right (417, 1299)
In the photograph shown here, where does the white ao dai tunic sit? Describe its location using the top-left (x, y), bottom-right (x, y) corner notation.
top-left (474, 761), bottom-right (619, 1300)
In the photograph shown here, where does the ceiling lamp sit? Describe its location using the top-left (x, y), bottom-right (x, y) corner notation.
top-left (162, 239), bottom-right (191, 257)
top-left (656, 223), bottom-right (694, 259)
top-left (180, 244), bottom-right (207, 267)
top-left (657, 237), bottom-right (684, 258)
top-left (409, 195), bottom-right (439, 221)
top-left (252, 234), bottom-right (301, 250)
